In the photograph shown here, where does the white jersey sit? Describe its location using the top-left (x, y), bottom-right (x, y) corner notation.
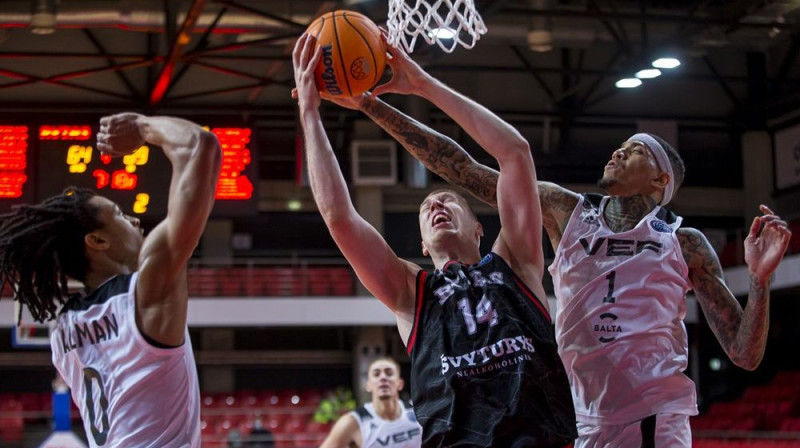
top-left (349, 400), bottom-right (422, 448)
top-left (548, 194), bottom-right (697, 425)
top-left (50, 272), bottom-right (200, 448)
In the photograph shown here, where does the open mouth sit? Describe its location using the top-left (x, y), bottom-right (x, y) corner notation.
top-left (432, 212), bottom-right (452, 228)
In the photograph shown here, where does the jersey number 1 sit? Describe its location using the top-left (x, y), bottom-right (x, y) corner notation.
top-left (458, 295), bottom-right (499, 335)
top-left (602, 271), bottom-right (616, 303)
top-left (83, 367), bottom-right (110, 445)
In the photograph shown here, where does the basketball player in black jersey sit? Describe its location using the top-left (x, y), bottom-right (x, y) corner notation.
top-left (293, 33), bottom-right (576, 448)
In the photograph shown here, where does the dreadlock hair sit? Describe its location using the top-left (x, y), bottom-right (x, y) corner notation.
top-left (0, 187), bottom-right (101, 322)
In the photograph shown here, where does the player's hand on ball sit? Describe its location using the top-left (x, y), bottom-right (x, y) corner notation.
top-left (97, 112), bottom-right (146, 157)
top-left (292, 33), bottom-right (323, 111)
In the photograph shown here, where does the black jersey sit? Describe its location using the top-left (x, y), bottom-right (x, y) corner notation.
top-left (407, 253), bottom-right (577, 448)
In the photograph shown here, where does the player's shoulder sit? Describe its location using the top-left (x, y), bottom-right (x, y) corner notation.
top-left (674, 227), bottom-right (717, 267)
top-left (352, 404), bottom-right (374, 422)
top-left (539, 181), bottom-right (581, 207)
top-left (675, 226), bottom-right (707, 244)
top-left (62, 274), bottom-right (133, 313)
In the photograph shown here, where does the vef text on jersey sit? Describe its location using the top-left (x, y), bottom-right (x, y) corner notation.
top-left (579, 237), bottom-right (663, 256)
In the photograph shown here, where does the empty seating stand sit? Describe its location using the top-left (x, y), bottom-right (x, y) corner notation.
top-left (200, 388), bottom-right (330, 448)
top-left (693, 370), bottom-right (800, 445)
top-left (187, 265), bottom-right (355, 298)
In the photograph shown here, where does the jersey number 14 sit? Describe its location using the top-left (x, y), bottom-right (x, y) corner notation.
top-left (457, 295), bottom-right (499, 335)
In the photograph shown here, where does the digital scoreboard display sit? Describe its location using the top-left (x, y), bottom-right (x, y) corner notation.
top-left (0, 122), bottom-right (258, 218)
top-left (0, 125), bottom-right (30, 200)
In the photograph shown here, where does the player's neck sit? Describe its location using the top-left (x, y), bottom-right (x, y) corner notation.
top-left (431, 251), bottom-right (481, 270)
top-left (604, 194), bottom-right (657, 233)
top-left (373, 396), bottom-right (402, 421)
top-left (429, 240), bottom-right (481, 270)
top-left (83, 264), bottom-right (130, 293)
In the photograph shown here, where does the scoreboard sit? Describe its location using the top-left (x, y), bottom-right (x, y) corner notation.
top-left (0, 121), bottom-right (258, 218)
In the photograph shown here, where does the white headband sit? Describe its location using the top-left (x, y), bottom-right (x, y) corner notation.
top-left (627, 133), bottom-right (675, 206)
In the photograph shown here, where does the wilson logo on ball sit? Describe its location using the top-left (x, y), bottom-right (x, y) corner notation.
top-left (307, 10), bottom-right (386, 98)
top-left (320, 45), bottom-right (343, 96)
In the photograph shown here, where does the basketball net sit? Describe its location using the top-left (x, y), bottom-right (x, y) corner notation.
top-left (387, 0), bottom-right (487, 53)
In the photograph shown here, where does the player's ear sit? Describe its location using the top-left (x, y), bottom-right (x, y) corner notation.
top-left (397, 377), bottom-right (404, 391)
top-left (475, 222), bottom-right (484, 239)
top-left (421, 241), bottom-right (429, 257)
top-left (652, 171), bottom-right (669, 189)
top-left (85, 232), bottom-right (109, 251)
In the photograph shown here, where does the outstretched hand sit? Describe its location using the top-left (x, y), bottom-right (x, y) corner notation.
top-left (97, 112), bottom-right (146, 157)
top-left (744, 204), bottom-right (792, 284)
top-left (292, 33), bottom-right (323, 111)
top-left (371, 28), bottom-right (430, 98)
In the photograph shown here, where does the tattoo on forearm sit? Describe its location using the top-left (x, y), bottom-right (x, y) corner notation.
top-left (361, 97), bottom-right (498, 206)
top-left (680, 230), bottom-right (768, 369)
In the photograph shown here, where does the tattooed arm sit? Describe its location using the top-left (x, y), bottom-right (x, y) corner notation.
top-left (678, 228), bottom-right (762, 370)
top-left (355, 94), bottom-right (579, 248)
top-left (358, 93), bottom-right (498, 205)
top-left (678, 207), bottom-right (790, 370)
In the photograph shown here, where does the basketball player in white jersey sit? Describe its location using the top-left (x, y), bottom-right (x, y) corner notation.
top-left (333, 34), bottom-right (793, 447)
top-left (0, 114), bottom-right (221, 447)
top-left (321, 358), bottom-right (422, 448)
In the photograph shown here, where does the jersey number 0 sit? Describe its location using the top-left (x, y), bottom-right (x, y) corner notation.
top-left (83, 367), bottom-right (110, 445)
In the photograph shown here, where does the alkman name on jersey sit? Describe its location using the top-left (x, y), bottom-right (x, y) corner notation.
top-left (55, 311), bottom-right (119, 354)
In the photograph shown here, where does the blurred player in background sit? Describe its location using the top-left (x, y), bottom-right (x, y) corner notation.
top-left (321, 358), bottom-right (421, 448)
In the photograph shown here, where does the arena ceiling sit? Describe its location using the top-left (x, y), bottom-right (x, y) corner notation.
top-left (0, 0), bottom-right (797, 122)
top-left (0, 0), bottom-right (799, 198)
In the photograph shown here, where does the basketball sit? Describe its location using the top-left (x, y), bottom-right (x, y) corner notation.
top-left (306, 10), bottom-right (386, 99)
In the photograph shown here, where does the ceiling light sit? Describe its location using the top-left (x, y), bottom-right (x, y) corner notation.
top-left (652, 58), bottom-right (681, 69)
top-left (30, 0), bottom-right (57, 35)
top-left (427, 27), bottom-right (455, 40)
top-left (615, 78), bottom-right (642, 88)
top-left (286, 200), bottom-right (302, 211)
top-left (635, 69), bottom-right (662, 79)
top-left (527, 30), bottom-right (553, 53)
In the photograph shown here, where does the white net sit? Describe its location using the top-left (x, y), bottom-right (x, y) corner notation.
top-left (387, 0), bottom-right (488, 53)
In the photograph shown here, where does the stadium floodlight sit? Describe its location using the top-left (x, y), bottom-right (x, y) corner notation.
top-left (652, 58), bottom-right (681, 69)
top-left (615, 78), bottom-right (642, 88)
top-left (428, 27), bottom-right (456, 40)
top-left (635, 69), bottom-right (662, 79)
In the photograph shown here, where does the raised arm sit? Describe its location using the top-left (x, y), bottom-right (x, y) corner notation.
top-left (97, 113), bottom-right (221, 346)
top-left (293, 34), bottom-right (419, 337)
top-left (678, 206), bottom-right (791, 370)
top-left (345, 94), bottom-right (579, 248)
top-left (372, 40), bottom-right (545, 284)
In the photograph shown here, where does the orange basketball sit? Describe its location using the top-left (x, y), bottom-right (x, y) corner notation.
top-left (306, 10), bottom-right (386, 99)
